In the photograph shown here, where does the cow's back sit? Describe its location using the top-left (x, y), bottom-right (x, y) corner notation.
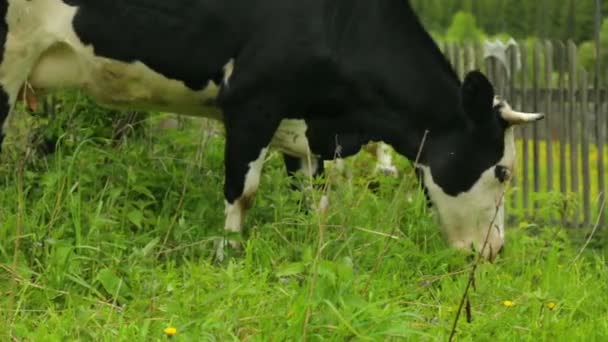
top-left (5, 0), bottom-right (249, 119)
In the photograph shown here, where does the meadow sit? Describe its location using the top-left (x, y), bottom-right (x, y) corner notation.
top-left (0, 93), bottom-right (607, 341)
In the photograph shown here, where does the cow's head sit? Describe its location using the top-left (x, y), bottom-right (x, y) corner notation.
top-left (418, 71), bottom-right (543, 260)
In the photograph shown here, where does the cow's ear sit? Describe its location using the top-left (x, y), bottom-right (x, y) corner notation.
top-left (461, 71), bottom-right (494, 124)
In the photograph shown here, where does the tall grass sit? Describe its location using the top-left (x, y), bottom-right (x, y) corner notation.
top-left (0, 94), bottom-right (607, 340)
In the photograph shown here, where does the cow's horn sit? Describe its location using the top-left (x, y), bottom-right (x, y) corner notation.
top-left (499, 101), bottom-right (544, 124)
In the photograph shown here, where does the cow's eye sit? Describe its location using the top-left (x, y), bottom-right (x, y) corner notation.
top-left (494, 165), bottom-right (511, 183)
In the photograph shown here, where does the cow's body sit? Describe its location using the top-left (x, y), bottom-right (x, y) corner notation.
top-left (0, 0), bottom-right (543, 259)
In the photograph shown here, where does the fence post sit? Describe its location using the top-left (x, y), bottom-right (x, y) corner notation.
top-left (465, 42), bottom-right (476, 74)
top-left (556, 41), bottom-right (568, 225)
top-left (520, 42), bottom-right (530, 215)
top-left (567, 40), bottom-right (580, 226)
top-left (533, 41), bottom-right (542, 211)
top-left (594, 0), bottom-right (606, 228)
top-left (508, 44), bottom-right (519, 217)
top-left (544, 41), bottom-right (554, 195)
top-left (581, 70), bottom-right (591, 226)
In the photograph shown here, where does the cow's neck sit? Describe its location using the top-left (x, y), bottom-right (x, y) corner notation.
top-left (332, 0), bottom-right (470, 163)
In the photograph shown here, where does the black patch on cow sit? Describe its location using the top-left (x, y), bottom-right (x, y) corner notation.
top-left (0, 0), bottom-right (9, 150)
top-left (421, 119), bottom-right (506, 196)
top-left (0, 91), bottom-right (7, 144)
top-left (63, 0), bottom-right (246, 90)
top-left (0, 89), bottom-right (9, 149)
top-left (494, 165), bottom-right (510, 183)
top-left (461, 71), bottom-right (494, 125)
top-left (419, 70), bottom-right (506, 196)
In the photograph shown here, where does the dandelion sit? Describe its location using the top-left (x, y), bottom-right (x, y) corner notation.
top-left (502, 300), bottom-right (515, 307)
top-left (547, 302), bottom-right (557, 310)
top-left (164, 326), bottom-right (177, 337)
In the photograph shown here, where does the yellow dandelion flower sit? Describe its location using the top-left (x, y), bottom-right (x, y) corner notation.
top-left (502, 300), bottom-right (515, 307)
top-left (164, 327), bottom-right (177, 337)
top-left (547, 302), bottom-right (557, 310)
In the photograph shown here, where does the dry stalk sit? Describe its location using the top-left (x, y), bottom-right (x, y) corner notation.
top-left (448, 191), bottom-right (506, 342)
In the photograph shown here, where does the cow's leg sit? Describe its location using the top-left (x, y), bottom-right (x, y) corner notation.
top-left (283, 153), bottom-right (324, 180)
top-left (0, 88), bottom-right (10, 151)
top-left (216, 109), bottom-right (281, 261)
top-left (0, 81), bottom-right (25, 153)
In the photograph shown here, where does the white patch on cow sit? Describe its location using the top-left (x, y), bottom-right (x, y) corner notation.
top-left (419, 127), bottom-right (516, 259)
top-left (373, 142), bottom-right (398, 176)
top-left (222, 59), bottom-right (234, 88)
top-left (300, 156), bottom-right (319, 178)
top-left (217, 147), bottom-right (267, 260)
top-left (223, 147), bottom-right (268, 233)
top-left (243, 147), bottom-right (268, 198)
top-left (1, 0), bottom-right (227, 124)
top-left (271, 119), bottom-right (313, 159)
top-left (223, 200), bottom-right (243, 234)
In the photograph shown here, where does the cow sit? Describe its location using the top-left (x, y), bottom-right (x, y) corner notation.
top-left (0, 0), bottom-right (543, 260)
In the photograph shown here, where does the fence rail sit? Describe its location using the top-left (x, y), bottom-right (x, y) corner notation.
top-left (442, 39), bottom-right (607, 229)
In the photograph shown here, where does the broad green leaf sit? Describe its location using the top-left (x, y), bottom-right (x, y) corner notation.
top-left (127, 210), bottom-right (144, 229)
top-left (275, 262), bottom-right (306, 278)
top-left (96, 268), bottom-right (131, 300)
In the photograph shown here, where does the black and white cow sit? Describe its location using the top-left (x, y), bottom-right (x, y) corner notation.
top-left (0, 0), bottom-right (543, 259)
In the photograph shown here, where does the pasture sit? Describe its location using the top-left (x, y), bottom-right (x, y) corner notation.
top-left (1, 93), bottom-right (607, 340)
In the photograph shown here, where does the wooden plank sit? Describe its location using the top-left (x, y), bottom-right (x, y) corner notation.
top-left (594, 0), bottom-right (606, 228)
top-left (485, 58), bottom-right (496, 89)
top-left (533, 41), bottom-right (541, 206)
top-left (511, 88), bottom-right (608, 102)
top-left (456, 44), bottom-right (465, 81)
top-left (465, 42), bottom-right (476, 74)
top-left (599, 93), bottom-right (607, 227)
top-left (544, 41), bottom-right (554, 193)
top-left (462, 42), bottom-right (470, 76)
top-left (520, 43), bottom-right (530, 213)
top-left (474, 41), bottom-right (483, 70)
top-left (451, 42), bottom-right (460, 77)
top-left (448, 42), bottom-right (457, 68)
top-left (508, 43), bottom-right (519, 214)
top-left (442, 42), bottom-right (449, 62)
top-left (568, 40), bottom-right (580, 226)
top-left (580, 70), bottom-right (591, 226)
top-left (557, 41), bottom-right (568, 225)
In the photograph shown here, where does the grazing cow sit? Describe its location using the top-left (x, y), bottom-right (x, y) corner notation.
top-left (0, 0), bottom-right (543, 259)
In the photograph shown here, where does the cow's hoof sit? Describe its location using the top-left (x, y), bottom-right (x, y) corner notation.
top-left (214, 238), bottom-right (242, 263)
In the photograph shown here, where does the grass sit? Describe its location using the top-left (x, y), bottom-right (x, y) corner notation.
top-left (1, 94), bottom-right (607, 340)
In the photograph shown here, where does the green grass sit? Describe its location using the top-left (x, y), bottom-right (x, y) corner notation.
top-left (1, 96), bottom-right (607, 340)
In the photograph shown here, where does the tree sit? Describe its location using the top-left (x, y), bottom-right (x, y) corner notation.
top-left (411, 0), bottom-right (599, 44)
top-left (445, 11), bottom-right (486, 43)
top-left (578, 18), bottom-right (608, 74)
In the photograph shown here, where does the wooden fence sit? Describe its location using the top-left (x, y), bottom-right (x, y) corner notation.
top-left (441, 39), bottom-right (607, 229)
